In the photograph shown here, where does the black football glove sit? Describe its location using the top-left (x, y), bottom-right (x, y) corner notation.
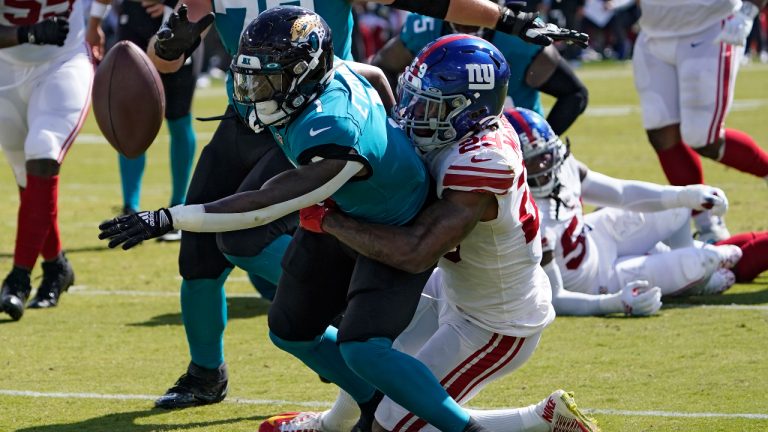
top-left (496, 3), bottom-right (588, 48)
top-left (98, 209), bottom-right (174, 250)
top-left (17, 15), bottom-right (69, 46)
top-left (154, 4), bottom-right (214, 61)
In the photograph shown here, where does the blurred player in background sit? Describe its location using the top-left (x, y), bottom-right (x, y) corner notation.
top-left (112, 0), bottom-right (201, 242)
top-left (122, 0), bottom-right (586, 410)
top-left (372, 3), bottom-right (589, 135)
top-left (506, 108), bottom-right (744, 318)
top-left (261, 34), bottom-right (598, 432)
top-left (0, 0), bottom-right (109, 320)
top-left (633, 0), bottom-right (768, 242)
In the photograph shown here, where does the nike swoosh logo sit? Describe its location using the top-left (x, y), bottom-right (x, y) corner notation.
top-left (471, 155), bottom-right (492, 163)
top-left (690, 41), bottom-right (704, 48)
top-left (309, 127), bottom-right (331, 137)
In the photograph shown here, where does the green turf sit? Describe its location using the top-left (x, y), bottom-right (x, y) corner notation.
top-left (0, 61), bottom-right (766, 431)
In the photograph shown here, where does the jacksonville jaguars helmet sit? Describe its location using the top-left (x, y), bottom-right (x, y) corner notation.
top-left (394, 34), bottom-right (510, 153)
top-left (231, 6), bottom-right (334, 130)
top-left (504, 107), bottom-right (568, 198)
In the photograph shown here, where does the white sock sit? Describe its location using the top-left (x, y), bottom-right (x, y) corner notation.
top-left (464, 404), bottom-right (548, 432)
top-left (320, 390), bottom-right (360, 432)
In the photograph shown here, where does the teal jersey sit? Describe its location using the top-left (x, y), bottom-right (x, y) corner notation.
top-left (214, 0), bottom-right (354, 102)
top-left (270, 61), bottom-right (429, 226)
top-left (400, 14), bottom-right (545, 114)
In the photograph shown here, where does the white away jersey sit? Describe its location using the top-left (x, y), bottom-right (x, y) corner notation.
top-left (638, 0), bottom-right (740, 38)
top-left (0, 0), bottom-right (85, 64)
top-left (537, 157), bottom-right (599, 294)
top-left (423, 117), bottom-right (554, 337)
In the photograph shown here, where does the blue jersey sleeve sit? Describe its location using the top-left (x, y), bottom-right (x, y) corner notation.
top-left (400, 14), bottom-right (443, 55)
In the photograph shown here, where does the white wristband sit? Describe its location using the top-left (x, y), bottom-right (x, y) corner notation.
top-left (90, 1), bottom-right (111, 19)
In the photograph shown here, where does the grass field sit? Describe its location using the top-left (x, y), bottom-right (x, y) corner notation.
top-left (0, 61), bottom-right (767, 432)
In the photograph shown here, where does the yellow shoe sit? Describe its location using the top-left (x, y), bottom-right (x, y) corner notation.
top-left (541, 389), bottom-right (600, 432)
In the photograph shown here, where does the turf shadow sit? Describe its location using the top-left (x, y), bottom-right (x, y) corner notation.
top-left (127, 296), bottom-right (271, 327)
top-left (13, 408), bottom-right (267, 432)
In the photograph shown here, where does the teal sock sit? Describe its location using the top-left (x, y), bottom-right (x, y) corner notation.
top-left (181, 269), bottom-right (232, 369)
top-left (269, 327), bottom-right (376, 403)
top-left (223, 234), bottom-right (290, 301)
top-left (167, 114), bottom-right (196, 206)
top-left (118, 153), bottom-right (145, 212)
top-left (340, 337), bottom-right (470, 432)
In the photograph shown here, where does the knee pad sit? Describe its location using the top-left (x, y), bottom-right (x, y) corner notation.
top-left (269, 330), bottom-right (320, 355)
top-left (179, 232), bottom-right (233, 280)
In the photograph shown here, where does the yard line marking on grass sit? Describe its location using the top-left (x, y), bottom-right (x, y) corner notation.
top-left (2, 390), bottom-right (767, 419)
top-left (63, 287), bottom-right (768, 309)
top-left (585, 408), bottom-right (768, 420)
top-left (67, 286), bottom-right (262, 298)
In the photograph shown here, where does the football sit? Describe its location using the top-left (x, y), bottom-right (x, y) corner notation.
top-left (92, 40), bottom-right (165, 159)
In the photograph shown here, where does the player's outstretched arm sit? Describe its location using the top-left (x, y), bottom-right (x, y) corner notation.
top-left (318, 190), bottom-right (495, 273)
top-left (544, 253), bottom-right (661, 317)
top-left (99, 158), bottom-right (364, 249)
top-left (147, 0), bottom-right (213, 73)
top-left (580, 164), bottom-right (728, 215)
top-left (369, 0), bottom-right (588, 46)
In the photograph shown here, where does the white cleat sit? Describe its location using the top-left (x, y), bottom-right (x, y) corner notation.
top-left (703, 244), bottom-right (743, 269)
top-left (541, 390), bottom-right (600, 432)
top-left (258, 411), bottom-right (324, 432)
top-left (695, 268), bottom-right (736, 295)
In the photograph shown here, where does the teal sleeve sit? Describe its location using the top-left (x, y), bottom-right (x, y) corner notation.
top-left (287, 115), bottom-right (362, 164)
top-left (400, 14), bottom-right (443, 55)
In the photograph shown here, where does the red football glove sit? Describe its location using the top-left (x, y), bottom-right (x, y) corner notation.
top-left (299, 200), bottom-right (336, 233)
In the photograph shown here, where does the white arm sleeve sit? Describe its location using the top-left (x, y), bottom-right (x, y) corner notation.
top-left (580, 169), bottom-right (684, 212)
top-left (544, 261), bottom-right (623, 316)
top-left (168, 160), bottom-right (363, 232)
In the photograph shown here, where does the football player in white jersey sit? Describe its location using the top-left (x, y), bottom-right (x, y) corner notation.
top-left (633, 0), bottom-right (768, 242)
top-left (261, 35), bottom-right (598, 432)
top-left (505, 108), bottom-right (744, 318)
top-left (0, 0), bottom-right (109, 320)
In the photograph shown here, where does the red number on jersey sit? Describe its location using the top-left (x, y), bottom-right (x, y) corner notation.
top-left (4, 0), bottom-right (72, 25)
top-left (518, 186), bottom-right (540, 243)
top-left (561, 215), bottom-right (587, 269)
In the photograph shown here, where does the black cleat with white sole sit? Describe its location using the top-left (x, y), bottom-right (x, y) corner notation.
top-left (28, 252), bottom-right (74, 309)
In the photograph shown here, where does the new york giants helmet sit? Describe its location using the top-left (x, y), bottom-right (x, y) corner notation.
top-left (394, 34), bottom-right (510, 153)
top-left (504, 107), bottom-right (568, 198)
top-left (231, 6), bottom-right (334, 130)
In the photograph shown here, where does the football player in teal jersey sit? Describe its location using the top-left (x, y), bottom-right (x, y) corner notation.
top-left (110, 0), bottom-right (587, 411)
top-left (101, 9), bottom-right (509, 432)
top-left (372, 8), bottom-right (589, 134)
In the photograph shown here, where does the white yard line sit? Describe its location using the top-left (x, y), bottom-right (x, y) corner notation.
top-left (65, 285), bottom-right (768, 309)
top-left (1, 389), bottom-right (766, 419)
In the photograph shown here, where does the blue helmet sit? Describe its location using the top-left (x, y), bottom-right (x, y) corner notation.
top-left (504, 107), bottom-right (568, 197)
top-left (231, 6), bottom-right (334, 130)
top-left (394, 34), bottom-right (510, 153)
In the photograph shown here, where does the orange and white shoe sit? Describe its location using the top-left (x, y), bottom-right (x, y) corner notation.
top-left (540, 390), bottom-right (600, 432)
top-left (259, 412), bottom-right (324, 432)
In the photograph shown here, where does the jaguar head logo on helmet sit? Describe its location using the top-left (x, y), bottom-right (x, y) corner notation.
top-left (230, 6), bottom-right (334, 131)
top-left (394, 34), bottom-right (511, 154)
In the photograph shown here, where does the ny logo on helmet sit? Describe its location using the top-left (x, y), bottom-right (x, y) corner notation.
top-left (466, 64), bottom-right (494, 90)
